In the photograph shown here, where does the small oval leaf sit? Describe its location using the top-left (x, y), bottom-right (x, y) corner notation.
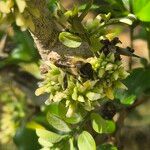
top-left (36, 129), bottom-right (65, 144)
top-left (59, 32), bottom-right (82, 48)
top-left (38, 138), bottom-right (53, 147)
top-left (47, 111), bottom-right (71, 132)
top-left (91, 113), bottom-right (116, 134)
top-left (77, 131), bottom-right (96, 150)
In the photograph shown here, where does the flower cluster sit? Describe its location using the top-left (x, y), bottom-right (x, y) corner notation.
top-left (89, 52), bottom-right (129, 99)
top-left (0, 0), bottom-right (39, 31)
top-left (36, 52), bottom-right (129, 117)
top-left (0, 87), bottom-right (25, 144)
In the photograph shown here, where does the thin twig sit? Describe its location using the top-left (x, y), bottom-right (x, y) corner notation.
top-left (146, 31), bottom-right (150, 61)
top-left (114, 95), bottom-right (149, 149)
top-left (129, 26), bottom-right (134, 70)
top-left (114, 110), bottom-right (127, 150)
top-left (129, 0), bottom-right (134, 70)
top-left (128, 96), bottom-right (149, 111)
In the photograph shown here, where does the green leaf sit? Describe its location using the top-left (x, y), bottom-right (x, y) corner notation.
top-left (11, 28), bottom-right (39, 62)
top-left (47, 112), bottom-right (71, 132)
top-left (119, 14), bottom-right (136, 25)
top-left (69, 138), bottom-right (76, 150)
top-left (79, 4), bottom-right (100, 11)
top-left (97, 144), bottom-right (118, 150)
top-left (36, 129), bottom-right (66, 144)
top-left (11, 45), bottom-right (32, 61)
top-left (45, 103), bottom-right (82, 124)
top-left (64, 6), bottom-right (79, 18)
top-left (47, 0), bottom-right (59, 12)
top-left (58, 104), bottom-right (83, 124)
top-left (116, 67), bottom-right (150, 104)
top-left (72, 87), bottom-right (78, 100)
top-left (0, 29), bottom-right (39, 69)
top-left (26, 121), bottom-right (45, 130)
top-left (45, 103), bottom-right (60, 116)
top-left (131, 0), bottom-right (150, 22)
top-left (91, 113), bottom-right (116, 134)
top-left (64, 113), bottom-right (82, 124)
top-left (124, 67), bottom-right (150, 96)
top-left (14, 126), bottom-right (40, 150)
top-left (115, 89), bottom-right (136, 105)
top-left (77, 131), bottom-right (96, 150)
top-left (120, 94), bottom-right (136, 105)
top-left (86, 15), bottom-right (102, 33)
top-left (38, 138), bottom-right (53, 148)
top-left (59, 32), bottom-right (82, 48)
top-left (95, 0), bottom-right (128, 18)
top-left (90, 36), bottom-right (103, 52)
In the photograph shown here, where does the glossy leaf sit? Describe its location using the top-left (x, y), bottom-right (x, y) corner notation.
top-left (45, 103), bottom-right (60, 116)
top-left (95, 0), bottom-right (128, 18)
top-left (124, 67), bottom-right (150, 96)
top-left (11, 29), bottom-right (39, 62)
top-left (11, 45), bottom-right (33, 61)
top-left (69, 138), bottom-right (76, 150)
top-left (38, 138), bottom-right (53, 148)
top-left (64, 113), bottom-right (82, 124)
top-left (47, 0), bottom-right (59, 12)
top-left (36, 129), bottom-right (66, 144)
top-left (26, 121), bottom-right (45, 130)
top-left (46, 103), bottom-right (82, 124)
top-left (59, 32), bottom-right (82, 48)
top-left (77, 131), bottom-right (96, 150)
top-left (131, 0), bottom-right (150, 22)
top-left (14, 126), bottom-right (40, 150)
top-left (91, 113), bottom-right (116, 134)
top-left (0, 29), bottom-right (39, 69)
top-left (47, 112), bottom-right (71, 132)
top-left (115, 89), bottom-right (136, 105)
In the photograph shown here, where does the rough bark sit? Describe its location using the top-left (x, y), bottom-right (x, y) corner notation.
top-left (27, 0), bottom-right (93, 62)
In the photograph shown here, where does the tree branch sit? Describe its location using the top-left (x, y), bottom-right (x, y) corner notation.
top-left (27, 0), bottom-right (93, 62)
top-left (128, 96), bottom-right (149, 111)
top-left (114, 95), bottom-right (149, 149)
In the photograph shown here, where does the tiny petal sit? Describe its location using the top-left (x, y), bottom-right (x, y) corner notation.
top-left (105, 63), bottom-right (114, 71)
top-left (16, 0), bottom-right (26, 13)
top-left (105, 87), bottom-right (114, 100)
top-left (66, 104), bottom-right (75, 118)
top-left (77, 95), bottom-right (85, 102)
top-left (0, 0), bottom-right (14, 13)
top-left (98, 68), bottom-right (105, 78)
top-left (16, 13), bottom-right (26, 26)
top-left (35, 87), bottom-right (45, 96)
top-left (86, 92), bottom-right (101, 101)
